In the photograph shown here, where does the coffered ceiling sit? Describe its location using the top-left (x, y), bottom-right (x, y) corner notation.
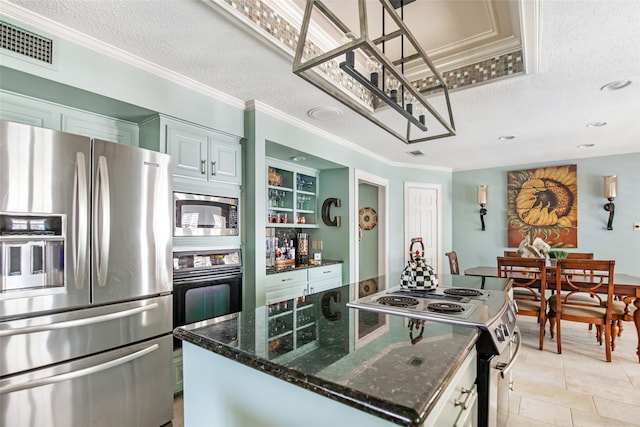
top-left (1, 0), bottom-right (638, 171)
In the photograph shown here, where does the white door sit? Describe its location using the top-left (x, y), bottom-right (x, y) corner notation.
top-left (404, 183), bottom-right (441, 273)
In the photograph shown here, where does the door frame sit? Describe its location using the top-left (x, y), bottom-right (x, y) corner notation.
top-left (403, 182), bottom-right (443, 275)
top-left (353, 170), bottom-right (389, 287)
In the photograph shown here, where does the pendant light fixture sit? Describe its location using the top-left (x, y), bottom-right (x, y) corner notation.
top-left (293, 0), bottom-right (456, 144)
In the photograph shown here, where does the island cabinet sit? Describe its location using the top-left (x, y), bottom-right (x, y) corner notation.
top-left (265, 263), bottom-right (342, 305)
top-left (175, 282), bottom-right (480, 427)
top-left (266, 158), bottom-right (318, 227)
top-left (139, 115), bottom-right (241, 186)
top-left (263, 263), bottom-right (342, 360)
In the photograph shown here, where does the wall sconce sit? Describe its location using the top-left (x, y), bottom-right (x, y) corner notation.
top-left (477, 185), bottom-right (488, 231)
top-left (603, 175), bottom-right (617, 230)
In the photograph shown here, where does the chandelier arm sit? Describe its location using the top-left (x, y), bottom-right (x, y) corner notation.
top-left (340, 62), bottom-right (428, 131)
top-left (313, 0), bottom-right (353, 35)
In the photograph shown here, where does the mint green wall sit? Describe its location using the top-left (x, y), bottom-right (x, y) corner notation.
top-left (452, 153), bottom-right (640, 275)
top-left (358, 183), bottom-right (379, 280)
top-left (317, 168), bottom-right (351, 284)
top-left (245, 109), bottom-right (453, 304)
top-left (0, 16), bottom-right (244, 137)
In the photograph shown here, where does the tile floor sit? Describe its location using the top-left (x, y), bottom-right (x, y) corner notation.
top-left (507, 315), bottom-right (640, 427)
top-left (172, 315), bottom-right (640, 427)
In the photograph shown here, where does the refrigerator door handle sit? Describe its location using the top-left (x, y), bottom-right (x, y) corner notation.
top-left (0, 343), bottom-right (158, 394)
top-left (0, 303), bottom-right (159, 337)
top-left (94, 156), bottom-right (111, 287)
top-left (73, 152), bottom-right (89, 289)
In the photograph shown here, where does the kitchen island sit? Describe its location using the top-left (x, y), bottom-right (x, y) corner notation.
top-left (174, 274), bottom-right (511, 427)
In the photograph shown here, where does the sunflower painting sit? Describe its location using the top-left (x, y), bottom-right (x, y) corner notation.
top-left (507, 165), bottom-right (578, 247)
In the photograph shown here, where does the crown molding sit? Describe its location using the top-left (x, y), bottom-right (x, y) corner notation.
top-left (519, 0), bottom-right (541, 74)
top-left (0, 1), bottom-right (246, 109)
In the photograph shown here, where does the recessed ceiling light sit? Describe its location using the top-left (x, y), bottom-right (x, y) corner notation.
top-left (600, 80), bottom-right (632, 91)
top-left (307, 107), bottom-right (342, 121)
top-left (586, 121), bottom-right (607, 127)
top-left (290, 156), bottom-right (306, 162)
top-left (498, 135), bottom-right (516, 141)
top-left (577, 144), bottom-right (595, 149)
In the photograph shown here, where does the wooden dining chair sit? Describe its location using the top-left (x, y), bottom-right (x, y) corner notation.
top-left (547, 259), bottom-right (616, 362)
top-left (445, 251), bottom-right (459, 275)
top-left (565, 252), bottom-right (594, 259)
top-left (609, 295), bottom-right (637, 350)
top-left (503, 251), bottom-right (520, 257)
top-left (497, 256), bottom-right (547, 350)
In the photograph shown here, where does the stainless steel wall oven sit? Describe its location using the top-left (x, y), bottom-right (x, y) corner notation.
top-left (172, 249), bottom-right (242, 349)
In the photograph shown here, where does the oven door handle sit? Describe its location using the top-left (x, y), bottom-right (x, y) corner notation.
top-left (0, 303), bottom-right (158, 337)
top-left (497, 326), bottom-right (522, 379)
top-left (0, 344), bottom-right (158, 394)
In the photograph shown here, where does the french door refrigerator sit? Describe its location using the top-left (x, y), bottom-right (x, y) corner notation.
top-left (0, 120), bottom-right (174, 426)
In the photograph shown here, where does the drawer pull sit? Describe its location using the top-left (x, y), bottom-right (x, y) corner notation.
top-left (200, 160), bottom-right (206, 175)
top-left (454, 387), bottom-right (476, 410)
top-left (281, 278), bottom-right (293, 282)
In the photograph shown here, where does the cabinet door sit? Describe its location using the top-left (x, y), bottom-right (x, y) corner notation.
top-left (0, 97), bottom-right (60, 129)
top-left (167, 124), bottom-right (208, 180)
top-left (209, 135), bottom-right (241, 185)
top-left (62, 113), bottom-right (138, 145)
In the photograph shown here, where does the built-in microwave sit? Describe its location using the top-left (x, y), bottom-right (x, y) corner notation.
top-left (173, 192), bottom-right (239, 237)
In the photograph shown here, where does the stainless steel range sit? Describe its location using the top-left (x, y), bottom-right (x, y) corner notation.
top-left (348, 283), bottom-right (521, 427)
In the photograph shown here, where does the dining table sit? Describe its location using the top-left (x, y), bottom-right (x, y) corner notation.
top-left (464, 265), bottom-right (640, 363)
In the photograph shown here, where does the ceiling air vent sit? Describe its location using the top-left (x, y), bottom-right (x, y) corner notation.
top-left (407, 150), bottom-right (425, 157)
top-left (1, 21), bottom-right (53, 64)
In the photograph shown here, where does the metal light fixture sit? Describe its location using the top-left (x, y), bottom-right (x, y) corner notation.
top-left (478, 185), bottom-right (488, 231)
top-left (603, 175), bottom-right (617, 230)
top-left (292, 0), bottom-right (455, 144)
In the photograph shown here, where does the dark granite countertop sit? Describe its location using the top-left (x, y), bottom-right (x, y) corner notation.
top-left (174, 274), bottom-right (511, 426)
top-left (265, 259), bottom-right (343, 275)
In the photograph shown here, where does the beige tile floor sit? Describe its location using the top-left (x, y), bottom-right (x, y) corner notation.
top-left (171, 315), bottom-right (640, 427)
top-left (508, 315), bottom-right (640, 427)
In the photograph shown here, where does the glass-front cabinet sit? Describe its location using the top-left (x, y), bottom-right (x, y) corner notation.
top-left (266, 296), bottom-right (317, 360)
top-left (266, 158), bottom-right (318, 228)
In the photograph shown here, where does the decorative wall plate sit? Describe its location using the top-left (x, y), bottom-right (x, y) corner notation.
top-left (358, 207), bottom-right (377, 230)
top-left (358, 278), bottom-right (378, 297)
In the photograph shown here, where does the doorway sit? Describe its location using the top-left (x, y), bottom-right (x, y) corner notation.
top-left (354, 170), bottom-right (389, 347)
top-left (403, 182), bottom-right (442, 274)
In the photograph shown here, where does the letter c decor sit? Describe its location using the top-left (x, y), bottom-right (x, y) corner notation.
top-left (321, 198), bottom-right (341, 227)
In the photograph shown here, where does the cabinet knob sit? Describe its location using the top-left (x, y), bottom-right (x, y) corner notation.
top-left (211, 161), bottom-right (217, 176)
top-left (200, 160), bottom-right (206, 175)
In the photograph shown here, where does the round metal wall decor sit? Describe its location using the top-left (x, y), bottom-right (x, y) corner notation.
top-left (358, 207), bottom-right (377, 230)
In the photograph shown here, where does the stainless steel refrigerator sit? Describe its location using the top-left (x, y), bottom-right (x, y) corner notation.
top-left (0, 120), bottom-right (174, 426)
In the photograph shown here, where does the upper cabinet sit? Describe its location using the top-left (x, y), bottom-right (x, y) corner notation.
top-left (61, 112), bottom-right (138, 146)
top-left (0, 90), bottom-right (138, 145)
top-left (266, 158), bottom-right (318, 228)
top-left (141, 115), bottom-right (241, 186)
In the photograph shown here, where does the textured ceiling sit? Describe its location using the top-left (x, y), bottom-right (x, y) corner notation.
top-left (2, 0), bottom-right (639, 171)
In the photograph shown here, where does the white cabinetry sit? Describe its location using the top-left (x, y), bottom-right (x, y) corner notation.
top-left (265, 264), bottom-right (342, 305)
top-left (61, 112), bottom-right (138, 145)
top-left (0, 90), bottom-right (139, 145)
top-left (423, 349), bottom-right (478, 427)
top-left (162, 118), bottom-right (241, 185)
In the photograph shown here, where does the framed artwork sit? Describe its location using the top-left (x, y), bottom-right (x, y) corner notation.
top-left (507, 164), bottom-right (578, 247)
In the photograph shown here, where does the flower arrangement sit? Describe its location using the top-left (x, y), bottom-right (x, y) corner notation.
top-left (548, 250), bottom-right (568, 259)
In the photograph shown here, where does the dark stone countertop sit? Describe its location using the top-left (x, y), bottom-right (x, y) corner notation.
top-left (265, 259), bottom-right (343, 275)
top-left (174, 274), bottom-right (511, 426)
